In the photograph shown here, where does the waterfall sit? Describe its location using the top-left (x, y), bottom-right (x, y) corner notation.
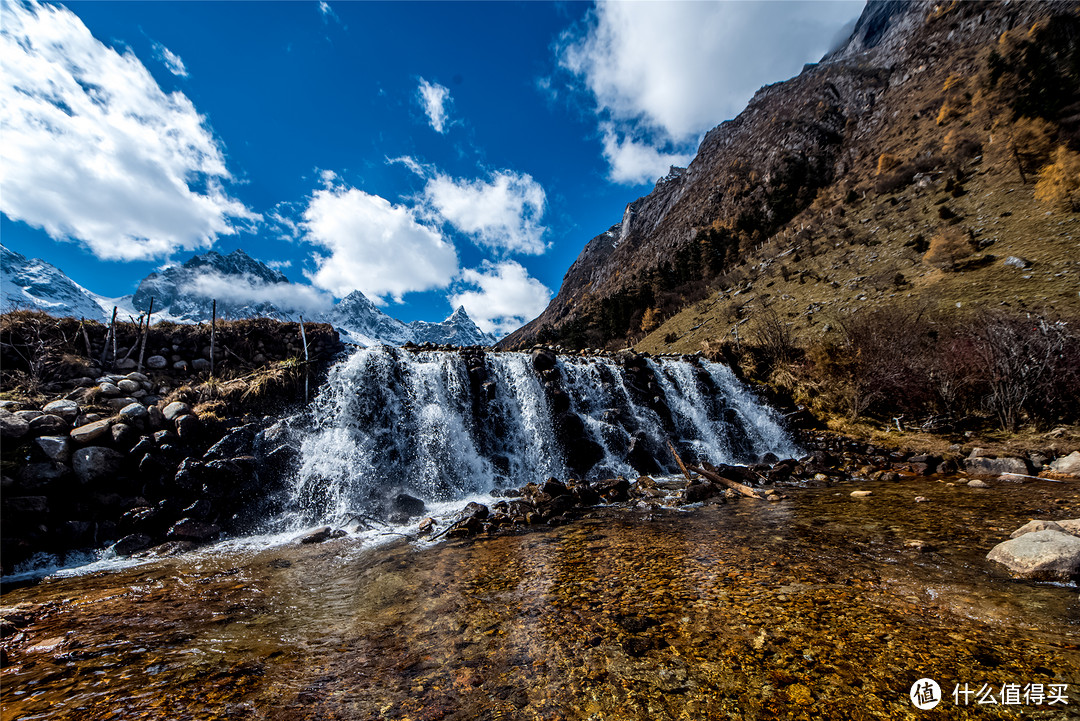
top-left (285, 347), bottom-right (797, 527)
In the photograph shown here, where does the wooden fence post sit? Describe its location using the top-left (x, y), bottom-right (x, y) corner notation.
top-left (210, 299), bottom-right (217, 377)
top-left (137, 297), bottom-right (154, 372)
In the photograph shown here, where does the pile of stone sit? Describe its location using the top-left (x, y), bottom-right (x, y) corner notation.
top-left (0, 390), bottom-right (299, 573)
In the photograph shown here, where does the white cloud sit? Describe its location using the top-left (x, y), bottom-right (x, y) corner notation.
top-left (422, 170), bottom-right (548, 255)
top-left (450, 261), bottom-right (552, 338)
top-left (600, 123), bottom-right (693, 186)
top-left (265, 259), bottom-right (292, 271)
top-left (152, 42), bottom-right (188, 77)
top-left (302, 183), bottom-right (458, 303)
top-left (318, 1), bottom-right (342, 26)
top-left (559, 0), bottom-right (861, 183)
top-left (0, 0), bottom-right (256, 261)
top-left (187, 269), bottom-right (334, 316)
top-left (417, 78), bottom-right (451, 133)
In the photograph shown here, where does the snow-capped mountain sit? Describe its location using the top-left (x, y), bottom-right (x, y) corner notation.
top-left (132, 250), bottom-right (294, 322)
top-left (1, 245), bottom-right (109, 321)
top-left (1, 246), bottom-right (494, 347)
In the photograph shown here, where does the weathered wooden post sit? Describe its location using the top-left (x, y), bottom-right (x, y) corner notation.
top-left (299, 315), bottom-right (309, 403)
top-left (137, 297), bottom-right (154, 372)
top-left (210, 299), bottom-right (217, 377)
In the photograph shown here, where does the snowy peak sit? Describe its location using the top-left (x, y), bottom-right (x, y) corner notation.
top-left (0, 245), bottom-right (108, 321)
top-left (319, 292), bottom-right (494, 347)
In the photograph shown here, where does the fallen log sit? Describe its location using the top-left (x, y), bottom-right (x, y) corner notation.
top-left (666, 440), bottom-right (762, 500)
top-left (687, 464), bottom-right (763, 500)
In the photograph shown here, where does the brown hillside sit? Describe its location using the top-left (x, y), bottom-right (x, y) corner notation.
top-left (500, 0), bottom-right (1080, 352)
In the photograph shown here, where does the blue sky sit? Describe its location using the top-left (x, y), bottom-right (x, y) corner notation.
top-left (1, 0), bottom-right (861, 336)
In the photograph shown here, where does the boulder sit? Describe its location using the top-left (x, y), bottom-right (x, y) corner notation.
top-left (114, 358), bottom-right (138, 371)
top-left (16, 462), bottom-right (68, 490)
top-left (117, 379), bottom-right (141, 394)
top-left (13, 410), bottom-right (42, 422)
top-left (98, 382), bottom-right (121, 396)
top-left (34, 436), bottom-right (72, 464)
top-left (594, 477), bottom-right (631, 502)
top-left (191, 358), bottom-right (211, 372)
top-left (28, 414), bottom-right (69, 436)
top-left (531, 349), bottom-right (557, 373)
top-left (105, 397), bottom-right (139, 411)
top-left (146, 355), bottom-right (168, 370)
top-left (175, 413), bottom-right (203, 441)
top-left (1049, 451), bottom-right (1080, 477)
top-left (392, 493), bottom-right (427, 517)
top-left (3, 496), bottom-right (49, 514)
top-left (112, 534), bottom-right (153, 556)
top-left (42, 400), bottom-right (79, 421)
top-left (987, 530), bottom-right (1080, 582)
top-left (70, 418), bottom-right (113, 444)
top-left (72, 446), bottom-right (125, 484)
top-left (123, 372), bottom-right (149, 384)
top-left (967, 479), bottom-right (990, 488)
top-left (850, 490), bottom-right (873, 498)
top-left (163, 402), bottom-right (192, 422)
top-left (118, 403), bottom-right (150, 429)
top-left (964, 456), bottom-right (1028, 476)
top-left (166, 518), bottom-right (220, 543)
top-left (297, 526), bottom-right (332, 544)
top-left (1010, 520), bottom-right (1065, 538)
top-left (110, 423), bottom-right (139, 450)
top-left (0, 411), bottom-right (29, 440)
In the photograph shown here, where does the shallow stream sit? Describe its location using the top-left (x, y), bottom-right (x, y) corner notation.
top-left (2, 476), bottom-right (1079, 720)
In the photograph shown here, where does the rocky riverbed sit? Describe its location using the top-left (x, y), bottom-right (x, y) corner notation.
top-left (2, 474), bottom-right (1078, 720)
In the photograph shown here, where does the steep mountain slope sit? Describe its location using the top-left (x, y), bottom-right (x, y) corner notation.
top-left (501, 0), bottom-right (1080, 351)
top-left (0, 245), bottom-right (109, 321)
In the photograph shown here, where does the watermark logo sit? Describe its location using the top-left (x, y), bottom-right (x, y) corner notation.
top-left (911, 678), bottom-right (942, 710)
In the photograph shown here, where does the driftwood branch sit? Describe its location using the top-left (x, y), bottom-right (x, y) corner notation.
top-left (690, 464), bottom-right (763, 500)
top-left (666, 440), bottom-right (693, 482)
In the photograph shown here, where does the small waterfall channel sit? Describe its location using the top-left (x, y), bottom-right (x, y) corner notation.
top-left (285, 346), bottom-right (797, 527)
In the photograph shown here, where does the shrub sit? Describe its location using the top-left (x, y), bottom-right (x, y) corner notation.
top-left (640, 307), bottom-right (662, 333)
top-left (1034, 145), bottom-right (1080, 211)
top-left (876, 153), bottom-right (903, 175)
top-left (924, 227), bottom-right (974, 269)
top-left (1006, 116), bottom-right (1057, 182)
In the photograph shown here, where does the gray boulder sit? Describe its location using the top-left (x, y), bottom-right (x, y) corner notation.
top-left (118, 403), bottom-right (150, 428)
top-left (163, 402), bottom-right (192, 421)
top-left (0, 411), bottom-right (30, 440)
top-left (987, 530), bottom-right (1080, 582)
top-left (72, 446), bottom-right (125, 484)
top-left (114, 358), bottom-right (138, 371)
top-left (35, 436), bottom-right (72, 464)
top-left (98, 382), bottom-right (121, 396)
top-left (29, 414), bottom-right (69, 436)
top-left (117, 379), bottom-right (141, 394)
top-left (964, 456), bottom-right (1028, 476)
top-left (1049, 451), bottom-right (1080, 477)
top-left (1010, 520), bottom-right (1065, 538)
top-left (70, 418), bottom-right (113, 444)
top-left (43, 400), bottom-right (79, 421)
top-left (146, 355), bottom-right (168, 370)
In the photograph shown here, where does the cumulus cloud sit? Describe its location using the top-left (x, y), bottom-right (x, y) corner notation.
top-left (559, 0), bottom-right (861, 183)
top-left (450, 261), bottom-right (552, 337)
top-left (318, 1), bottom-right (343, 26)
top-left (187, 269), bottom-right (334, 316)
top-left (152, 41), bottom-right (188, 77)
top-left (302, 183), bottom-right (458, 303)
top-left (600, 123), bottom-right (693, 186)
top-left (0, 0), bottom-right (256, 260)
top-left (417, 78), bottom-right (451, 133)
top-left (422, 169), bottom-right (548, 255)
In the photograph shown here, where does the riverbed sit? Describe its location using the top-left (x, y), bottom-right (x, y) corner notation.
top-left (2, 475), bottom-right (1078, 720)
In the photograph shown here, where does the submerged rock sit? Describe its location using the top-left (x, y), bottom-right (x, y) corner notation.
top-left (965, 456), bottom-right (1028, 476)
top-left (297, 526), bottom-right (332, 544)
top-left (987, 530), bottom-right (1080, 582)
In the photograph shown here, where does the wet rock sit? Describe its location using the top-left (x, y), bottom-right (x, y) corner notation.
top-left (965, 456), bottom-right (1028, 476)
top-left (153, 429), bottom-right (179, 446)
top-left (166, 518), bottom-right (221, 543)
top-left (572, 483), bottom-right (601, 506)
top-left (204, 425), bottom-right (257, 460)
top-left (1050, 451), bottom-right (1080, 477)
top-left (0, 411), bottom-right (29, 440)
top-left (531, 349), bottom-right (557, 373)
top-left (540, 478), bottom-right (568, 497)
top-left (392, 493), bottom-right (427, 517)
top-left (119, 506), bottom-right (161, 534)
top-left (34, 436), bottom-right (72, 464)
top-left (595, 477), bottom-right (631, 502)
top-left (297, 526), bottom-right (332, 544)
top-left (29, 414), bottom-right (69, 436)
top-left (626, 432), bottom-right (661, 475)
top-left (104, 397), bottom-right (139, 412)
top-left (72, 446), bottom-right (125, 484)
top-left (112, 533), bottom-right (153, 556)
top-left (43, 400), bottom-right (79, 421)
top-left (987, 530), bottom-right (1080, 582)
top-left (460, 502), bottom-right (489, 521)
top-left (182, 499), bottom-right (214, 521)
top-left (417, 517), bottom-right (435, 535)
top-left (904, 539), bottom-right (936, 552)
top-left (1010, 520), bottom-right (1065, 538)
top-left (163, 402), bottom-right (193, 422)
top-left (967, 479), bottom-right (990, 488)
top-left (536, 495), bottom-right (575, 521)
top-left (135, 540), bottom-right (197, 558)
top-left (98, 382), bottom-right (121, 396)
top-left (850, 490), bottom-right (873, 498)
top-left (13, 410), bottom-right (42, 422)
top-left (683, 481), bottom-right (717, 503)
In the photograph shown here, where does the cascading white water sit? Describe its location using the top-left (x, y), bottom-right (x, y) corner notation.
top-left (287, 347), bottom-right (798, 527)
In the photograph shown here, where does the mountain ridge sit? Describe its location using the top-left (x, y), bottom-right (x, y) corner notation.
top-left (0, 245), bottom-right (495, 347)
